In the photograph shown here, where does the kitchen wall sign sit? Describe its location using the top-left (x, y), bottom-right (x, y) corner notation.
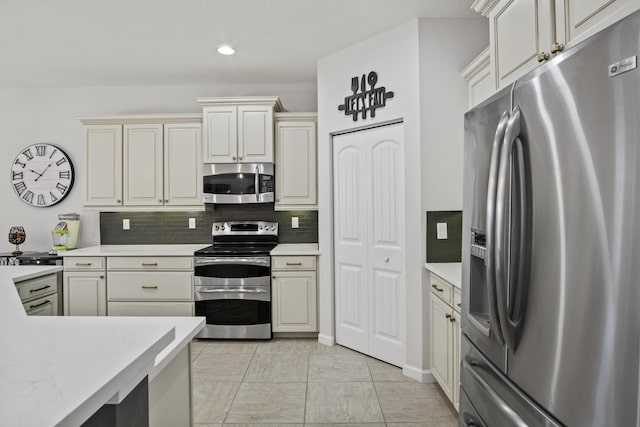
top-left (11, 143), bottom-right (75, 207)
top-left (337, 71), bottom-right (394, 121)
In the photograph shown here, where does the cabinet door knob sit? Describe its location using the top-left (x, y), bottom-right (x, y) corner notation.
top-left (232, 156), bottom-right (237, 161)
top-left (164, 199), bottom-right (169, 203)
top-left (445, 313), bottom-right (452, 319)
top-left (272, 276), bottom-right (276, 279)
top-left (551, 42), bottom-right (564, 54)
top-left (384, 257), bottom-right (389, 263)
top-left (450, 316), bottom-right (456, 323)
top-left (238, 156), bottom-right (243, 161)
top-left (158, 199), bottom-right (163, 203)
top-left (116, 199), bottom-right (122, 204)
top-left (537, 51), bottom-right (550, 62)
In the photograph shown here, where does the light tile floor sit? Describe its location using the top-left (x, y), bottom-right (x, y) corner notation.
top-left (191, 338), bottom-right (457, 426)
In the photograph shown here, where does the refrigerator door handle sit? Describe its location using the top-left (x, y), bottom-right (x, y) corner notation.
top-left (484, 110), bottom-right (510, 345)
top-left (496, 106), bottom-right (530, 352)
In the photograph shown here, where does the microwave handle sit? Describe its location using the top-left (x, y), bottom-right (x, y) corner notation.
top-left (255, 166), bottom-right (260, 202)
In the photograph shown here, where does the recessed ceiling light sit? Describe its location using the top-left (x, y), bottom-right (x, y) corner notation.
top-left (217, 45), bottom-right (235, 55)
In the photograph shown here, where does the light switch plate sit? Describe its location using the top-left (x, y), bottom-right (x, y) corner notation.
top-left (291, 217), bottom-right (299, 229)
top-left (436, 222), bottom-right (447, 239)
top-left (189, 218), bottom-right (196, 229)
top-left (123, 219), bottom-right (130, 230)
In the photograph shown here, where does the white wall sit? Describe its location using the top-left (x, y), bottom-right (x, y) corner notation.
top-left (317, 17), bottom-right (487, 380)
top-left (0, 83), bottom-right (316, 253)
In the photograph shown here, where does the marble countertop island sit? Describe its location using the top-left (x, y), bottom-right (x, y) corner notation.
top-left (0, 265), bottom-right (203, 427)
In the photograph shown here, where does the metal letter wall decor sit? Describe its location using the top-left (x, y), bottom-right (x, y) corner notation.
top-left (337, 71), bottom-right (394, 121)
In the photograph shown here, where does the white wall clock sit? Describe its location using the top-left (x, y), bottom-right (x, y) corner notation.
top-left (11, 143), bottom-right (75, 207)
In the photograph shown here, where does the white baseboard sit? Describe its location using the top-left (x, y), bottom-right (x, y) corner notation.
top-left (403, 364), bottom-right (435, 383)
top-left (317, 333), bottom-right (335, 346)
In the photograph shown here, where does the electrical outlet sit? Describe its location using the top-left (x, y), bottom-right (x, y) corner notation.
top-left (291, 217), bottom-right (299, 229)
top-left (123, 219), bottom-right (130, 230)
top-left (189, 218), bottom-right (196, 229)
top-left (436, 222), bottom-right (448, 239)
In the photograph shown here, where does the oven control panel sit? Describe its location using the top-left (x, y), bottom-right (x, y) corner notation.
top-left (212, 221), bottom-right (278, 236)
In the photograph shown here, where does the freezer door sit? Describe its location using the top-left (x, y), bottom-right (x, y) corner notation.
top-left (459, 336), bottom-right (561, 427)
top-left (505, 11), bottom-right (640, 426)
top-left (462, 87), bottom-right (512, 369)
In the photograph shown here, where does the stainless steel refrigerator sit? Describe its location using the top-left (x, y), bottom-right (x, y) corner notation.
top-left (460, 10), bottom-right (640, 427)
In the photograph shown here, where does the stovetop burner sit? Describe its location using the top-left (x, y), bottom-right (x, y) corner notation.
top-left (194, 221), bottom-right (279, 257)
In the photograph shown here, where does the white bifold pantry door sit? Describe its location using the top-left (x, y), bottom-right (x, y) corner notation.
top-left (333, 122), bottom-right (406, 367)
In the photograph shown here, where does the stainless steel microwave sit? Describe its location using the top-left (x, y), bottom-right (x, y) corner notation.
top-left (203, 163), bottom-right (274, 204)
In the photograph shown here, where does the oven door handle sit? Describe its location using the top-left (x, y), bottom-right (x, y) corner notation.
top-left (197, 288), bottom-right (268, 294)
top-left (194, 257), bottom-right (270, 267)
top-left (255, 165), bottom-right (260, 202)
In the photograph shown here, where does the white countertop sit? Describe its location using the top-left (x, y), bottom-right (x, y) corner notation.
top-left (0, 265), bottom-right (204, 426)
top-left (62, 244), bottom-right (209, 257)
top-left (424, 262), bottom-right (462, 288)
top-left (271, 243), bottom-right (320, 256)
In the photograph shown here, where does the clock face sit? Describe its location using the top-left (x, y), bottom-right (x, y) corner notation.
top-left (11, 144), bottom-right (75, 207)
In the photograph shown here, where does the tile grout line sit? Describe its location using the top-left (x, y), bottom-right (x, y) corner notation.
top-left (220, 343), bottom-right (258, 425)
top-left (368, 359), bottom-right (388, 426)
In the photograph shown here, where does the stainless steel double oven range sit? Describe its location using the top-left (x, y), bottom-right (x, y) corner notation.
top-left (194, 221), bottom-right (278, 339)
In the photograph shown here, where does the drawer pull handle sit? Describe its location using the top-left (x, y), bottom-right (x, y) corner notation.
top-left (29, 299), bottom-right (52, 309)
top-left (142, 285), bottom-right (159, 289)
top-left (142, 263), bottom-right (158, 266)
top-left (286, 262), bottom-right (303, 266)
top-left (431, 284), bottom-right (444, 292)
top-left (76, 262), bottom-right (92, 266)
top-left (30, 285), bottom-right (51, 293)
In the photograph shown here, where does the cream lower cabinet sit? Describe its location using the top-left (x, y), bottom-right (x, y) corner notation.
top-left (271, 255), bottom-right (318, 332)
top-left (106, 256), bottom-right (194, 316)
top-left (429, 272), bottom-right (461, 411)
top-left (16, 274), bottom-right (59, 316)
top-left (274, 113), bottom-right (318, 210)
top-left (63, 257), bottom-right (107, 316)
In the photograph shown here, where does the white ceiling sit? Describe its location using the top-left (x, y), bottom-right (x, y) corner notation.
top-left (0, 0), bottom-right (480, 89)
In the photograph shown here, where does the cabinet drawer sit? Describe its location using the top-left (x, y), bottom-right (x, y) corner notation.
top-left (16, 274), bottom-right (57, 302)
top-left (430, 273), bottom-right (453, 305)
top-left (24, 293), bottom-right (58, 316)
top-left (108, 301), bottom-right (194, 317)
top-left (272, 256), bottom-right (316, 270)
top-left (107, 272), bottom-right (193, 301)
top-left (64, 257), bottom-right (105, 271)
top-left (108, 256), bottom-right (193, 271)
top-left (453, 287), bottom-right (462, 312)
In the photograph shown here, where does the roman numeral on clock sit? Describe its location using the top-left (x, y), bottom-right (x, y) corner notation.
top-left (13, 181), bottom-right (27, 195)
top-left (49, 148), bottom-right (58, 159)
top-left (50, 192), bottom-right (58, 203)
top-left (56, 182), bottom-right (68, 193)
top-left (36, 145), bottom-right (47, 156)
top-left (22, 148), bottom-right (34, 160)
top-left (12, 171), bottom-right (24, 180)
top-left (59, 171), bottom-right (71, 179)
top-left (37, 194), bottom-right (45, 206)
top-left (14, 159), bottom-right (26, 168)
top-left (22, 190), bottom-right (34, 204)
top-left (56, 157), bottom-right (67, 166)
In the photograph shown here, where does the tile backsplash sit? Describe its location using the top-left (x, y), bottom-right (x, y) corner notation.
top-left (426, 210), bottom-right (462, 263)
top-left (100, 204), bottom-right (318, 245)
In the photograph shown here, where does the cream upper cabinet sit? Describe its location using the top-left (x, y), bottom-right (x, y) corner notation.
top-left (563, 0), bottom-right (640, 45)
top-left (476, 0), bottom-right (640, 90)
top-left (463, 47), bottom-right (495, 108)
top-left (274, 113), bottom-right (318, 210)
top-left (164, 123), bottom-right (203, 206)
top-left (490, 0), bottom-right (558, 89)
top-left (81, 115), bottom-right (203, 210)
top-left (84, 125), bottom-right (123, 206)
top-left (124, 124), bottom-right (164, 206)
top-left (198, 97), bottom-right (282, 164)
